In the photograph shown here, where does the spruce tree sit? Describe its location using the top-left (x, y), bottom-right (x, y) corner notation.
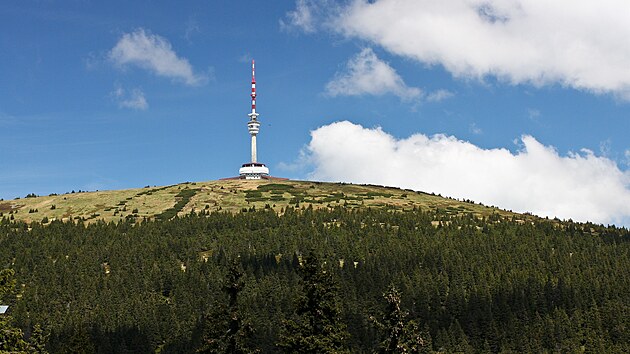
top-left (198, 261), bottom-right (257, 354)
top-left (29, 324), bottom-right (50, 353)
top-left (0, 269), bottom-right (31, 353)
top-left (373, 285), bottom-right (426, 353)
top-left (278, 252), bottom-right (349, 353)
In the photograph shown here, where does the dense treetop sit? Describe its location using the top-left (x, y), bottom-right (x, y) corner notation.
top-left (0, 204), bottom-right (628, 352)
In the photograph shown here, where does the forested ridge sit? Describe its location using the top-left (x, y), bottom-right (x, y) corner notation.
top-left (1, 206), bottom-right (629, 352)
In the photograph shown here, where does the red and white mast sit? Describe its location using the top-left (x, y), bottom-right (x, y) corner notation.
top-left (247, 59), bottom-right (260, 163)
top-left (239, 59), bottom-right (270, 179)
top-left (251, 60), bottom-right (257, 115)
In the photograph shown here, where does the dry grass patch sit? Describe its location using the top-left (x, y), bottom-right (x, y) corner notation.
top-left (3, 179), bottom-right (530, 225)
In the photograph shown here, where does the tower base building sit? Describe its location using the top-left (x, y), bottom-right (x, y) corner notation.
top-left (239, 162), bottom-right (269, 179)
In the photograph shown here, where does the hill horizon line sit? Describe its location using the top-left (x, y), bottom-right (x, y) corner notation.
top-left (1, 178), bottom-right (547, 226)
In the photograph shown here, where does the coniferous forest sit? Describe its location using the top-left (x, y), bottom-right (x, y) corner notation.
top-left (1, 206), bottom-right (629, 353)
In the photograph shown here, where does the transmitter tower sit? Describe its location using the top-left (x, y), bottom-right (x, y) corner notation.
top-left (239, 60), bottom-right (270, 179)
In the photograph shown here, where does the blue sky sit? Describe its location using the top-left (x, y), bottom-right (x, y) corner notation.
top-left (1, 1), bottom-right (630, 225)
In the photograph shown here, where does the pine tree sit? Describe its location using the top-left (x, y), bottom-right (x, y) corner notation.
top-left (198, 261), bottom-right (257, 354)
top-left (29, 324), bottom-right (50, 353)
top-left (372, 285), bottom-right (426, 353)
top-left (278, 252), bottom-right (349, 353)
top-left (0, 269), bottom-right (31, 353)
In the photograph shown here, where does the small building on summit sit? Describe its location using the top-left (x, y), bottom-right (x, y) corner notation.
top-left (239, 162), bottom-right (269, 180)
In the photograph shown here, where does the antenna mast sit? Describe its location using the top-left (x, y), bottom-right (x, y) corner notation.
top-left (238, 59), bottom-right (269, 179)
top-left (247, 60), bottom-right (260, 163)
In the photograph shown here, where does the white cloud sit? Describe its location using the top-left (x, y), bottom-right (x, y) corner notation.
top-left (296, 0), bottom-right (630, 98)
top-left (326, 48), bottom-right (422, 100)
top-left (280, 0), bottom-right (317, 33)
top-left (109, 28), bottom-right (206, 86)
top-left (528, 108), bottom-right (541, 120)
top-left (184, 18), bottom-right (201, 43)
top-left (305, 121), bottom-right (630, 226)
top-left (625, 150), bottom-right (630, 166)
top-left (599, 139), bottom-right (612, 157)
top-left (469, 123), bottom-right (482, 135)
top-left (84, 51), bottom-right (101, 70)
top-left (426, 89), bottom-right (454, 102)
top-left (111, 86), bottom-right (148, 110)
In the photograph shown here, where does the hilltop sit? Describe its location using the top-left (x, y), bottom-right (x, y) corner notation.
top-left (1, 179), bottom-right (528, 224)
top-left (2, 180), bottom-right (629, 352)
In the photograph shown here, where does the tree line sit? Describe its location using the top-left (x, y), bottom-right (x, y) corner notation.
top-left (0, 206), bottom-right (629, 352)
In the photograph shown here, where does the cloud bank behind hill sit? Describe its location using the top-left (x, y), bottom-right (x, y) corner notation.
top-left (304, 121), bottom-right (630, 226)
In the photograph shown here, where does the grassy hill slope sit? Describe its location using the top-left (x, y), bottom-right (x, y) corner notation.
top-left (1, 179), bottom-right (528, 224)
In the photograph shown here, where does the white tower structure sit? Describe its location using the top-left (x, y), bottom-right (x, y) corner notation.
top-left (239, 60), bottom-right (270, 179)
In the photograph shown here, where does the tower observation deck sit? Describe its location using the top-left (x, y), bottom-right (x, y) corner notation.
top-left (239, 60), bottom-right (269, 179)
